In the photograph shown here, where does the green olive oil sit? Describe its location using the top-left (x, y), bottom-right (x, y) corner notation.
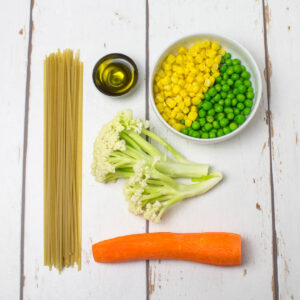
top-left (93, 54), bottom-right (138, 96)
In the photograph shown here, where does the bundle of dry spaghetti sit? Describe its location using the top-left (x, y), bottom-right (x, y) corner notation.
top-left (44, 49), bottom-right (83, 272)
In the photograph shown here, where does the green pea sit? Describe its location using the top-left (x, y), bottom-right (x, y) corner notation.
top-left (213, 94), bottom-right (221, 102)
top-left (227, 112), bottom-right (235, 120)
top-left (227, 93), bottom-right (234, 99)
top-left (201, 132), bottom-right (209, 139)
top-left (220, 80), bottom-right (227, 86)
top-left (203, 101), bottom-right (212, 110)
top-left (243, 107), bottom-right (251, 115)
top-left (204, 123), bottom-right (212, 131)
top-left (214, 104), bottom-right (223, 113)
top-left (220, 118), bottom-right (229, 127)
top-left (233, 88), bottom-right (239, 95)
top-left (237, 103), bottom-right (245, 110)
top-left (215, 84), bottom-right (222, 92)
top-left (188, 129), bottom-right (193, 136)
top-left (217, 112), bottom-right (225, 121)
top-left (220, 65), bottom-right (227, 73)
top-left (231, 73), bottom-right (239, 81)
top-left (243, 79), bottom-right (251, 87)
top-left (237, 94), bottom-right (246, 102)
top-left (208, 109), bottom-right (215, 116)
top-left (233, 65), bottom-right (242, 73)
top-left (209, 131), bottom-right (216, 138)
top-left (226, 67), bottom-right (234, 75)
top-left (235, 80), bottom-right (243, 87)
top-left (217, 128), bottom-right (224, 137)
top-left (238, 85), bottom-right (246, 94)
top-left (241, 65), bottom-right (246, 71)
top-left (215, 76), bottom-right (222, 83)
top-left (248, 87), bottom-right (254, 93)
top-left (202, 127), bottom-right (207, 132)
top-left (220, 92), bottom-right (227, 99)
top-left (247, 92), bottom-right (254, 99)
top-left (232, 98), bottom-right (238, 106)
top-left (224, 98), bottom-right (232, 107)
top-left (192, 121), bottom-right (200, 130)
top-left (219, 99), bottom-right (225, 106)
top-left (224, 107), bottom-right (233, 114)
top-left (235, 114), bottom-right (246, 125)
top-left (229, 122), bottom-right (238, 131)
top-left (192, 130), bottom-right (201, 138)
top-left (227, 79), bottom-right (234, 86)
top-left (204, 93), bottom-right (211, 101)
top-left (208, 87), bottom-right (217, 97)
top-left (180, 119), bottom-right (185, 125)
top-left (223, 127), bottom-right (231, 135)
top-left (212, 120), bottom-right (220, 129)
top-left (241, 71), bottom-right (251, 79)
top-left (233, 108), bottom-right (240, 115)
top-left (225, 58), bottom-right (232, 66)
top-left (222, 85), bottom-right (230, 92)
top-left (199, 118), bottom-right (206, 126)
top-left (181, 128), bottom-right (189, 135)
top-left (198, 109), bottom-right (206, 117)
top-left (232, 58), bottom-right (241, 65)
top-left (245, 99), bottom-right (253, 108)
top-left (222, 73), bottom-right (229, 80)
top-left (206, 115), bottom-right (214, 123)
top-left (224, 52), bottom-right (232, 59)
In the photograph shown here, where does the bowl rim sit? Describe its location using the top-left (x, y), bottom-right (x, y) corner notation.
top-left (150, 33), bottom-right (263, 144)
top-left (92, 53), bottom-right (138, 97)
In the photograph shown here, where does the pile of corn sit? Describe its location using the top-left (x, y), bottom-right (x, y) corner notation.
top-left (154, 41), bottom-right (225, 132)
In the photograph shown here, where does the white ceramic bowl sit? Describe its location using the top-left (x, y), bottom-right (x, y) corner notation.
top-left (150, 34), bottom-right (262, 144)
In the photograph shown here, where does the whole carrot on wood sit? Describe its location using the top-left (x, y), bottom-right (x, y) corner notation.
top-left (92, 232), bottom-right (241, 266)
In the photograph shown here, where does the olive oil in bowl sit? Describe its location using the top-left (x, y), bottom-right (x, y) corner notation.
top-left (93, 53), bottom-right (138, 96)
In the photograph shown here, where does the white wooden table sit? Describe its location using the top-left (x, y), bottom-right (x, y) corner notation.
top-left (1, 0), bottom-right (299, 299)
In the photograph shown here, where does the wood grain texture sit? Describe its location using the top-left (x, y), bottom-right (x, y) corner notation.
top-left (148, 0), bottom-right (274, 299)
top-left (0, 0), bottom-right (31, 298)
top-left (23, 0), bottom-right (146, 299)
top-left (265, 0), bottom-right (300, 299)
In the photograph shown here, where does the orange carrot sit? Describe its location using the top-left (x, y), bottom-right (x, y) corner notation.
top-left (92, 232), bottom-right (241, 266)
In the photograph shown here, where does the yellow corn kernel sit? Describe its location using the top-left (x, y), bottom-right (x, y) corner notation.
top-left (189, 92), bottom-right (195, 98)
top-left (155, 94), bottom-right (164, 103)
top-left (185, 119), bottom-right (192, 127)
top-left (209, 76), bottom-right (215, 85)
top-left (184, 97), bottom-right (191, 106)
top-left (203, 40), bottom-right (210, 48)
top-left (180, 90), bottom-right (188, 97)
top-left (164, 91), bottom-right (172, 97)
top-left (175, 54), bottom-right (183, 64)
top-left (164, 85), bottom-right (172, 91)
top-left (166, 54), bottom-right (176, 64)
top-left (202, 86), bottom-right (208, 93)
top-left (178, 79), bottom-right (185, 87)
top-left (188, 111), bottom-right (198, 121)
top-left (162, 112), bottom-right (169, 121)
top-left (197, 92), bottom-right (204, 99)
top-left (192, 97), bottom-right (201, 105)
top-left (174, 123), bottom-right (184, 132)
top-left (196, 74), bottom-right (204, 83)
top-left (212, 71), bottom-right (220, 78)
top-left (195, 54), bottom-right (204, 63)
top-left (177, 66), bottom-right (184, 74)
top-left (191, 105), bottom-right (197, 112)
top-left (204, 73), bottom-right (210, 79)
top-left (157, 69), bottom-right (165, 77)
top-left (175, 112), bottom-right (184, 120)
top-left (177, 101), bottom-right (184, 110)
top-left (192, 85), bottom-right (199, 93)
top-left (163, 62), bottom-right (171, 71)
top-left (175, 94), bottom-right (183, 103)
top-left (219, 48), bottom-right (226, 56)
top-left (211, 42), bottom-right (220, 50)
top-left (164, 106), bottom-right (172, 115)
top-left (171, 75), bottom-right (179, 83)
top-left (206, 58), bottom-right (214, 67)
top-left (186, 75), bottom-right (193, 83)
top-left (170, 109), bottom-right (177, 119)
top-left (206, 49), bottom-right (217, 58)
top-left (172, 85), bottom-right (180, 95)
top-left (155, 76), bottom-right (161, 83)
top-left (214, 55), bottom-right (222, 64)
top-left (182, 106), bottom-right (189, 114)
top-left (168, 118), bottom-right (176, 126)
top-left (204, 78), bottom-right (211, 87)
top-left (161, 76), bottom-right (171, 85)
top-left (199, 63), bottom-right (206, 71)
top-left (178, 46), bottom-right (187, 54)
top-left (212, 64), bottom-right (219, 71)
top-left (166, 98), bottom-right (176, 108)
top-left (156, 103), bottom-right (164, 113)
top-left (166, 70), bottom-right (172, 77)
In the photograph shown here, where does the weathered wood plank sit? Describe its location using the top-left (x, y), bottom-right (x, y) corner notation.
top-left (148, 0), bottom-right (274, 299)
top-left (0, 0), bottom-right (31, 298)
top-left (265, 0), bottom-right (300, 299)
top-left (23, 1), bottom-right (146, 299)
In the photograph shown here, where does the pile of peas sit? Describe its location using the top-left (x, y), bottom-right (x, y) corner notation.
top-left (181, 52), bottom-right (254, 139)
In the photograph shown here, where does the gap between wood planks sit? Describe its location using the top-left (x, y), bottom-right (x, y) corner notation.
top-left (20, 0), bottom-right (34, 299)
top-left (262, 0), bottom-right (279, 300)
